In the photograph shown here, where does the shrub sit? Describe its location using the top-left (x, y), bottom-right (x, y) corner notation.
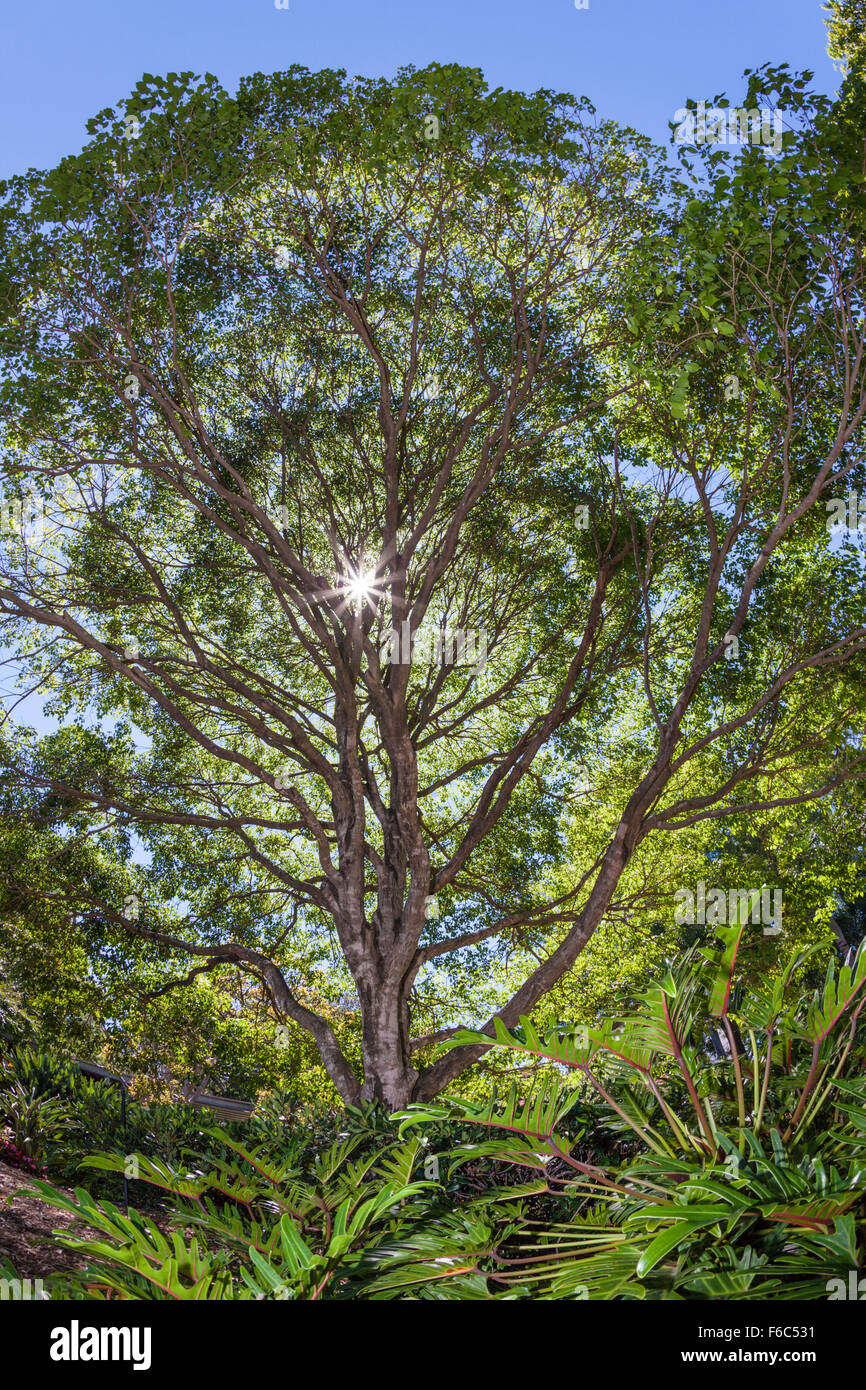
top-left (386, 917), bottom-right (866, 1298)
top-left (0, 1135), bottom-right (46, 1177)
top-left (11, 915), bottom-right (866, 1299)
top-left (0, 1079), bottom-right (80, 1169)
top-left (20, 1129), bottom-right (468, 1299)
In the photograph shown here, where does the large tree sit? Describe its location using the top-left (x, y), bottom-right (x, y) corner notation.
top-left (0, 62), bottom-right (864, 1106)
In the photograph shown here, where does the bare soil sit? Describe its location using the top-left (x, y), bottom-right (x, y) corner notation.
top-left (0, 1159), bottom-right (175, 1283)
top-left (0, 1158), bottom-right (103, 1280)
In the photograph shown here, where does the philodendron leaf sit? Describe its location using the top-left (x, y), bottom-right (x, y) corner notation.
top-left (636, 1221), bottom-right (705, 1278)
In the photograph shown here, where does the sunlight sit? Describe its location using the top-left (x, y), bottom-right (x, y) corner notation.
top-left (344, 568), bottom-right (377, 605)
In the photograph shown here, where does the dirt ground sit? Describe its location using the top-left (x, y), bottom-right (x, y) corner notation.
top-left (0, 1160), bottom-right (180, 1283)
top-left (0, 1159), bottom-right (104, 1281)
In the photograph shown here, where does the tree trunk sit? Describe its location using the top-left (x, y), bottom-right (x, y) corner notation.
top-left (357, 979), bottom-right (418, 1108)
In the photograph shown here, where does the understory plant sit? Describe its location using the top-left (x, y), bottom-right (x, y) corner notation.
top-left (14, 918), bottom-right (866, 1299)
top-left (380, 917), bottom-right (866, 1297)
top-left (18, 1125), bottom-right (488, 1299)
top-left (0, 1078), bottom-right (80, 1169)
top-left (0, 1045), bottom-right (260, 1200)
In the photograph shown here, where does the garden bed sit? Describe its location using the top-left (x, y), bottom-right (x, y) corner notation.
top-left (0, 1158), bottom-right (101, 1281)
top-left (0, 1159), bottom-right (179, 1284)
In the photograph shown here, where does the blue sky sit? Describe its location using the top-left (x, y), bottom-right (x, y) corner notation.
top-left (0, 0), bottom-right (841, 179)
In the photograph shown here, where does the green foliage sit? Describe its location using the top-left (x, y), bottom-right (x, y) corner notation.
top-left (23, 1126), bottom-right (450, 1300)
top-left (0, 1044), bottom-right (258, 1201)
top-left (0, 2), bottom-right (864, 1117)
top-left (11, 922), bottom-right (866, 1299)
top-left (385, 924), bottom-right (866, 1297)
top-left (0, 1078), bottom-right (80, 1168)
top-left (824, 0), bottom-right (866, 72)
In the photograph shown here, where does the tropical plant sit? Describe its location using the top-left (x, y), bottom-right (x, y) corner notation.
top-left (383, 921), bottom-right (866, 1298)
top-left (0, 1136), bottom-right (46, 1176)
top-left (14, 918), bottom-right (866, 1299)
top-left (0, 1079), bottom-right (80, 1168)
top-left (0, 1047), bottom-right (84, 1098)
top-left (19, 1126), bottom-right (471, 1299)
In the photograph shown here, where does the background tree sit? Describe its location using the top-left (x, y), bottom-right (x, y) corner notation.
top-left (824, 0), bottom-right (866, 74)
top-left (0, 761), bottom-right (352, 1102)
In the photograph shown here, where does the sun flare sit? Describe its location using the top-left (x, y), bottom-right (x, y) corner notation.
top-left (343, 568), bottom-right (377, 605)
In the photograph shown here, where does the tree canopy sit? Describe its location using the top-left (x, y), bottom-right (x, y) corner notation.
top-left (0, 59), bottom-right (864, 1106)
